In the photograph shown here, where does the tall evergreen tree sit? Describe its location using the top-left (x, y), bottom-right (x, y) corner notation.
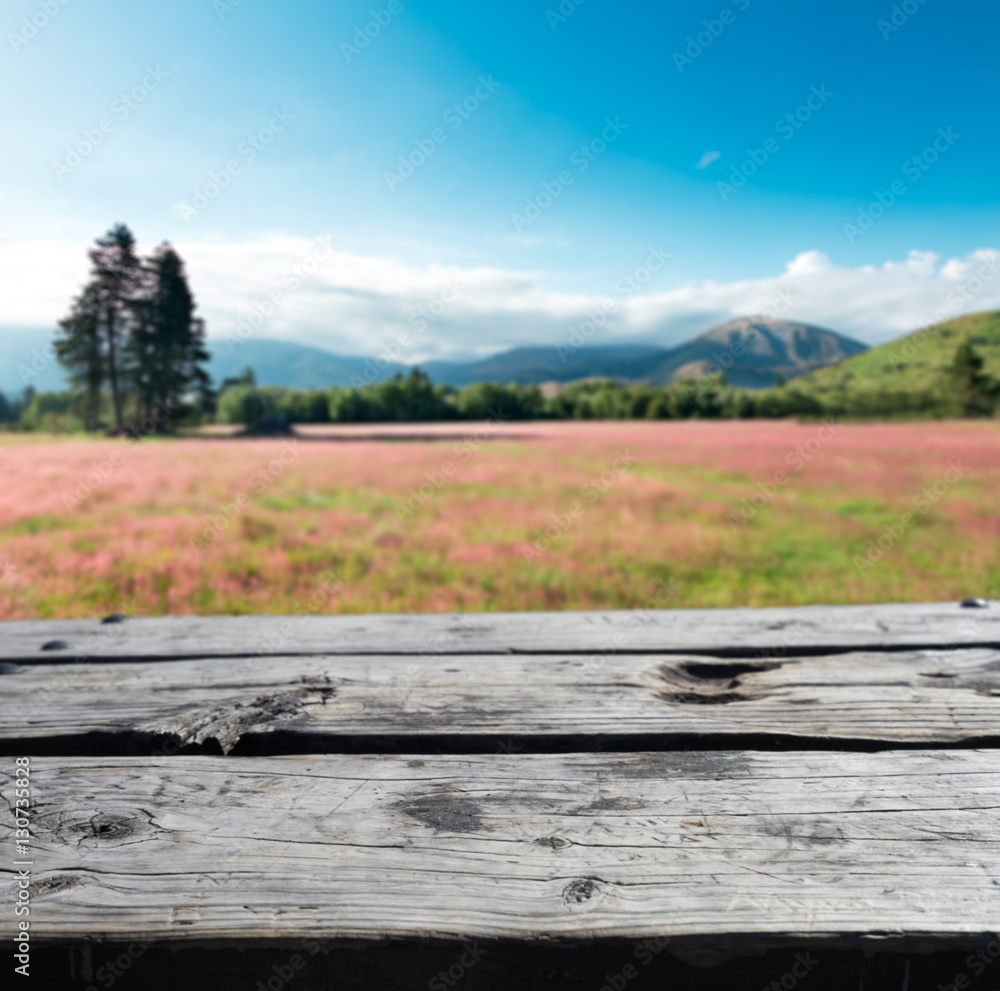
top-left (54, 283), bottom-right (104, 431)
top-left (129, 244), bottom-right (211, 426)
top-left (88, 224), bottom-right (142, 432)
top-left (949, 342), bottom-right (996, 417)
top-left (56, 227), bottom-right (211, 433)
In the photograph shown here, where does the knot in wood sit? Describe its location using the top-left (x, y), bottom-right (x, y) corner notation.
top-left (55, 811), bottom-right (153, 848)
top-left (534, 835), bottom-right (571, 850)
top-left (652, 660), bottom-right (782, 705)
top-left (33, 874), bottom-right (84, 896)
top-left (563, 878), bottom-right (601, 904)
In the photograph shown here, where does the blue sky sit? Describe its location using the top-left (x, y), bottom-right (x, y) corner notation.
top-left (2, 0), bottom-right (998, 375)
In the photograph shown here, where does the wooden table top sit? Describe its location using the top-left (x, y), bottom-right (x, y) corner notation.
top-left (2, 601), bottom-right (998, 981)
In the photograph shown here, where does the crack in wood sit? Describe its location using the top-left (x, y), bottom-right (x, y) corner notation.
top-left (141, 681), bottom-right (334, 754)
top-left (578, 796), bottom-right (647, 813)
top-left (589, 752), bottom-right (755, 779)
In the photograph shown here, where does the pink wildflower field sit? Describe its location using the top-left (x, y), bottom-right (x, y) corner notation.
top-left (0, 420), bottom-right (997, 620)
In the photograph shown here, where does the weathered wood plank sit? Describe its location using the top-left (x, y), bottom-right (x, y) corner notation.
top-left (2, 601), bottom-right (997, 662)
top-left (4, 648), bottom-right (999, 751)
top-left (2, 752), bottom-right (998, 949)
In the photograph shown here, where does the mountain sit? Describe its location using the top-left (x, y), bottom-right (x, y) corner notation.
top-left (0, 316), bottom-right (868, 397)
top-left (0, 331), bottom-right (408, 397)
top-left (421, 344), bottom-right (664, 387)
top-left (207, 338), bottom-right (406, 389)
top-left (639, 317), bottom-right (869, 388)
top-left (429, 318), bottom-right (865, 389)
top-left (789, 310), bottom-right (1000, 400)
top-left (0, 327), bottom-right (67, 395)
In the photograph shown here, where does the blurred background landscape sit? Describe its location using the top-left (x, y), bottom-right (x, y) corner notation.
top-left (1, 0), bottom-right (997, 618)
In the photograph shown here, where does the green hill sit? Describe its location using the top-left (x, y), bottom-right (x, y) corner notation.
top-left (790, 310), bottom-right (1000, 404)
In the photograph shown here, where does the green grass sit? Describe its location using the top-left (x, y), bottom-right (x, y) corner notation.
top-left (792, 310), bottom-right (1000, 399)
top-left (8, 515), bottom-right (66, 535)
top-left (835, 498), bottom-right (892, 519)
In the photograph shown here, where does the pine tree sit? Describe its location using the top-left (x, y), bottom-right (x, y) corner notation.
top-left (131, 244), bottom-right (211, 427)
top-left (88, 224), bottom-right (142, 432)
top-left (56, 228), bottom-right (211, 433)
top-left (949, 342), bottom-right (996, 417)
top-left (54, 283), bottom-right (104, 431)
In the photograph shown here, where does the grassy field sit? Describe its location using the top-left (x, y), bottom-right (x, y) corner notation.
top-left (0, 420), bottom-right (997, 620)
top-left (792, 310), bottom-right (1000, 400)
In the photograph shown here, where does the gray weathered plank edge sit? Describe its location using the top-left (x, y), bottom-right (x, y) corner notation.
top-left (1, 751), bottom-right (998, 948)
top-left (4, 648), bottom-right (1000, 749)
top-left (2, 601), bottom-right (997, 662)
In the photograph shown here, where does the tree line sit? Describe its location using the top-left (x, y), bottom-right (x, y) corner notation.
top-left (5, 342), bottom-right (996, 431)
top-left (213, 341), bottom-right (998, 428)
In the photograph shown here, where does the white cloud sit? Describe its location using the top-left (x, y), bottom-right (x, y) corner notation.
top-left (784, 249), bottom-right (832, 275)
top-left (623, 248), bottom-right (1000, 345)
top-left (696, 150), bottom-right (721, 170)
top-left (1, 237), bottom-right (999, 361)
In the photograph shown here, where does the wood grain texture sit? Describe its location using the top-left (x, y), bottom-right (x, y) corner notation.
top-left (2, 601), bottom-right (997, 662)
top-left (4, 648), bottom-right (1000, 751)
top-left (2, 752), bottom-right (998, 949)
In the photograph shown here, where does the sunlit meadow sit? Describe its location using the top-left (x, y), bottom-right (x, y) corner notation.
top-left (1, 420), bottom-right (997, 620)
